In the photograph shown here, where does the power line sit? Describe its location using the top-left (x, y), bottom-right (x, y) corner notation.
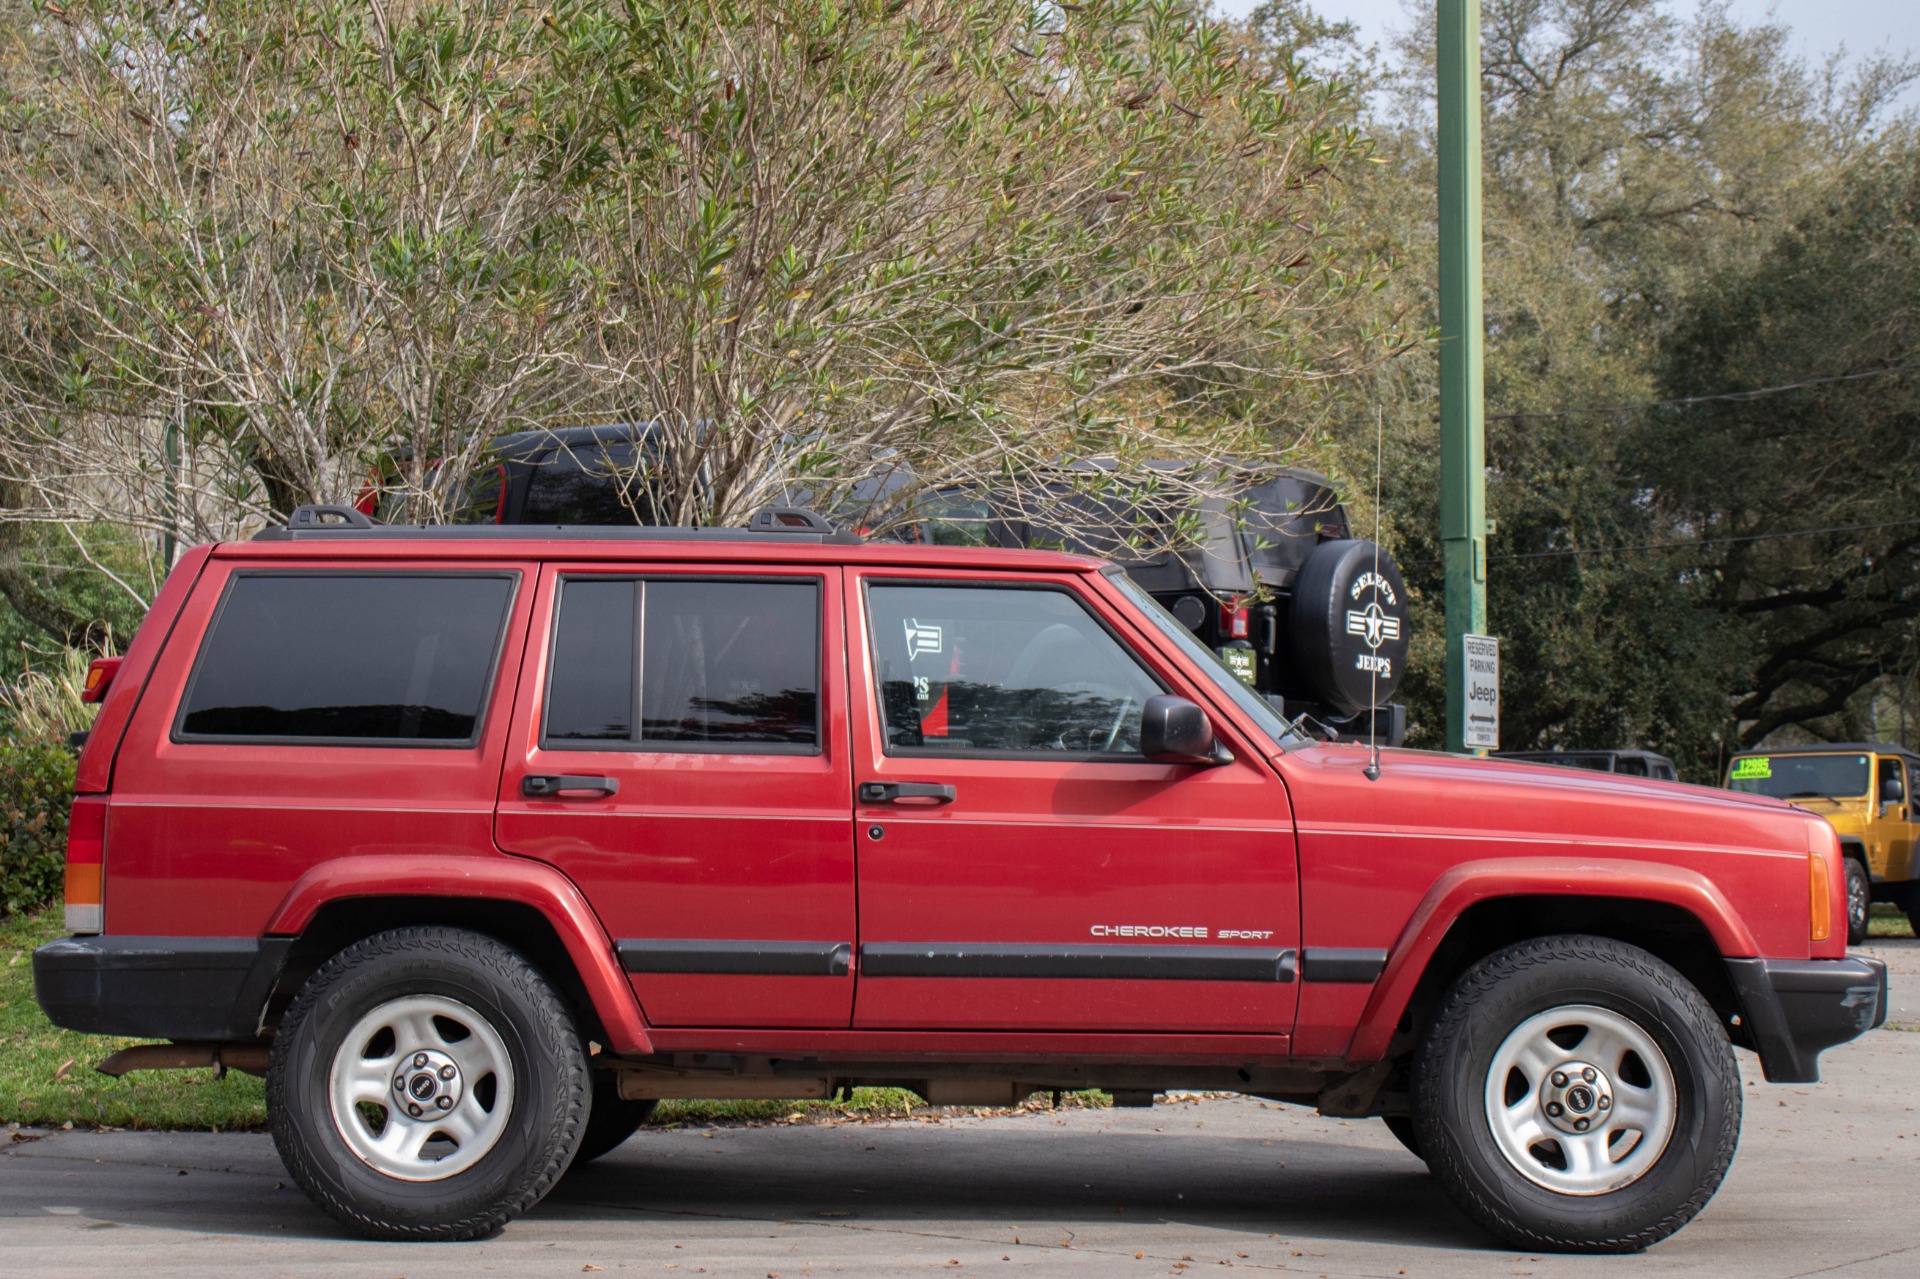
top-left (1403, 514), bottom-right (1920, 568)
top-left (1488, 516), bottom-right (1920, 563)
top-left (1490, 361), bottom-right (1920, 420)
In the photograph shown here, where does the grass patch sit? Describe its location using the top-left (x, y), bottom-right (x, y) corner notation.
top-left (0, 909), bottom-right (267, 1131)
top-left (1869, 903), bottom-right (1916, 939)
top-left (3, 907), bottom-right (1109, 1132)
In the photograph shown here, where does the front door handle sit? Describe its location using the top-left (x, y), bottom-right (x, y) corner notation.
top-left (859, 781), bottom-right (957, 805)
top-left (523, 774), bottom-right (620, 798)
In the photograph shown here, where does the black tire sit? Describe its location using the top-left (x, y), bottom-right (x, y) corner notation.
top-left (570, 1069), bottom-right (658, 1168)
top-left (1844, 857), bottom-right (1871, 945)
top-left (267, 927), bottom-right (589, 1241)
top-left (1381, 1114), bottom-right (1424, 1162)
top-left (1411, 935), bottom-right (1741, 1253)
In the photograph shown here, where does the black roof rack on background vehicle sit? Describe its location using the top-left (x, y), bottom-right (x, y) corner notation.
top-left (255, 504), bottom-right (864, 545)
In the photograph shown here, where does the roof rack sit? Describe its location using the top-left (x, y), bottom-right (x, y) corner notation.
top-left (255, 504), bottom-right (863, 545)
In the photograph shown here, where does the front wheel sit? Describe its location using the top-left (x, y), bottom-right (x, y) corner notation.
top-left (1411, 935), bottom-right (1741, 1253)
top-left (267, 927), bottom-right (589, 1240)
top-left (1844, 858), bottom-right (1871, 945)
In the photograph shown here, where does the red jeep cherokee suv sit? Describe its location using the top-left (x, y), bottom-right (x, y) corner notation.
top-left (34, 508), bottom-right (1886, 1250)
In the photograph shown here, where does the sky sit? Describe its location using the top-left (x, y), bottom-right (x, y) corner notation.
top-left (1210, 1), bottom-right (1920, 101)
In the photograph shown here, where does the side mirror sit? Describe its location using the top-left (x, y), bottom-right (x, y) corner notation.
top-left (1141, 695), bottom-right (1231, 766)
top-left (1883, 775), bottom-right (1906, 805)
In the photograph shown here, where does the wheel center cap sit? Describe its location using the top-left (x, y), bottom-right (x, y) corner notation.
top-left (1540, 1060), bottom-right (1613, 1134)
top-left (391, 1049), bottom-right (462, 1119)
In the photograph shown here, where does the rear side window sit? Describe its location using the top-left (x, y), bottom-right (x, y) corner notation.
top-left (177, 573), bottom-right (516, 744)
top-left (543, 577), bottom-right (819, 752)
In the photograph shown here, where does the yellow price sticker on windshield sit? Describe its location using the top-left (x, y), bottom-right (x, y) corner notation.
top-left (1730, 757), bottom-right (1772, 781)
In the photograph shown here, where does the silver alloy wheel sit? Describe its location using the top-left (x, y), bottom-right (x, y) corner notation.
top-left (328, 995), bottom-right (516, 1182)
top-left (1848, 865), bottom-right (1870, 933)
top-left (1483, 1004), bottom-right (1677, 1196)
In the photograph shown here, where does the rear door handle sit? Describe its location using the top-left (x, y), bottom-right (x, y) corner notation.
top-left (523, 774), bottom-right (620, 798)
top-left (859, 781), bottom-right (956, 805)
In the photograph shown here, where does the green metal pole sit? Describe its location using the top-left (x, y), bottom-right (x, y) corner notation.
top-left (1439, 0), bottom-right (1488, 753)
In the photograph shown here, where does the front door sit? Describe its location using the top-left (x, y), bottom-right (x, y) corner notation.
top-left (844, 569), bottom-right (1300, 1036)
top-left (496, 563), bottom-right (854, 1028)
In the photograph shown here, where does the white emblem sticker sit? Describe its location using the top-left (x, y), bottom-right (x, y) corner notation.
top-left (1345, 601), bottom-right (1402, 650)
top-left (903, 618), bottom-right (944, 662)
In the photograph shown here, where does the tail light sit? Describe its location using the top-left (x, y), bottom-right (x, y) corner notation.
top-left (1808, 850), bottom-right (1832, 943)
top-left (79, 656), bottom-right (122, 704)
top-left (64, 795), bottom-right (107, 934)
top-left (1221, 601), bottom-right (1251, 640)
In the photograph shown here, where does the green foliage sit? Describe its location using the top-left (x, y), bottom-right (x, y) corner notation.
top-left (1333, 0), bottom-right (1917, 773)
top-left (1643, 140), bottom-right (1920, 747)
top-left (0, 743), bottom-right (73, 920)
top-left (0, 644), bottom-right (104, 746)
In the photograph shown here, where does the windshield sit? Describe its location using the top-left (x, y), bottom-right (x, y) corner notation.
top-left (1726, 753), bottom-right (1870, 800)
top-left (1104, 569), bottom-right (1308, 749)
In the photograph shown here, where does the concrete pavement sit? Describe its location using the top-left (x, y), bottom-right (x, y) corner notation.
top-left (2, 937), bottom-right (1914, 1279)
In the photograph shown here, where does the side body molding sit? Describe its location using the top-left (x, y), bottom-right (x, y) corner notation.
top-left (1344, 857), bottom-right (1759, 1063)
top-left (266, 854), bottom-right (652, 1055)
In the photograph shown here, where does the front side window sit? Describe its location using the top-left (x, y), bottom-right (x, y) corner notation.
top-left (544, 578), bottom-right (819, 751)
top-left (866, 583), bottom-right (1162, 756)
top-left (178, 573), bottom-right (515, 744)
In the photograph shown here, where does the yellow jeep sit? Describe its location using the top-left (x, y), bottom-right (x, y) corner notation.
top-left (1725, 743), bottom-right (1920, 943)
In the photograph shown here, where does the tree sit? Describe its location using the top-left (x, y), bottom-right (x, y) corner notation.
top-left (1644, 140), bottom-right (1920, 747)
top-left (0, 0), bottom-right (1402, 642)
top-left (1323, 0), bottom-right (1915, 774)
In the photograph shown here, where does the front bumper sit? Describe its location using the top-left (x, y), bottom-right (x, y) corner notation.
top-left (33, 935), bottom-right (288, 1042)
top-left (1725, 954), bottom-right (1889, 1084)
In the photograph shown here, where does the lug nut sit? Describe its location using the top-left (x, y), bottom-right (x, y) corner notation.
top-left (437, 1096), bottom-right (453, 1110)
top-left (1574, 1117), bottom-right (1590, 1131)
top-left (1582, 1067), bottom-right (1597, 1083)
top-left (1551, 1072), bottom-right (1567, 1087)
top-left (407, 1103), bottom-right (423, 1117)
top-left (1546, 1102), bottom-right (1563, 1116)
top-left (1598, 1097), bottom-right (1611, 1110)
top-left (413, 1053), bottom-right (429, 1068)
top-left (439, 1065), bottom-right (456, 1080)
top-left (395, 1075), bottom-right (407, 1089)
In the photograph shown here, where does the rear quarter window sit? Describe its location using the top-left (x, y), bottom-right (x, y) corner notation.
top-left (176, 572), bottom-right (516, 745)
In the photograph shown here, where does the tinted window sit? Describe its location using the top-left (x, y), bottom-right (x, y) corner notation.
top-left (866, 584), bottom-right (1162, 756)
top-left (544, 578), bottom-right (819, 750)
top-left (180, 574), bottom-right (513, 743)
top-left (544, 580), bottom-right (636, 742)
top-left (523, 445), bottom-right (659, 524)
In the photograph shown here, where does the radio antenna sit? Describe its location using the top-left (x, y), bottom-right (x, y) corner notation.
top-left (1364, 405), bottom-right (1385, 783)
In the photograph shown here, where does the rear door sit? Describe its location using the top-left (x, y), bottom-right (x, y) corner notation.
top-left (844, 568), bottom-right (1300, 1036)
top-left (495, 562), bottom-right (854, 1028)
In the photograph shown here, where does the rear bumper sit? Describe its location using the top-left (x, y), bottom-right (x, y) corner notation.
top-left (33, 935), bottom-right (287, 1042)
top-left (1726, 954), bottom-right (1889, 1084)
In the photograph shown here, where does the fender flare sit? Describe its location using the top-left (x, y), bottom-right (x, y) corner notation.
top-left (1344, 857), bottom-right (1757, 1063)
top-left (265, 854), bottom-right (652, 1055)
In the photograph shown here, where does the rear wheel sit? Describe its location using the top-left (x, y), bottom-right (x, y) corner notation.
top-left (1844, 858), bottom-right (1871, 945)
top-left (267, 927), bottom-right (589, 1240)
top-left (1411, 935), bottom-right (1740, 1253)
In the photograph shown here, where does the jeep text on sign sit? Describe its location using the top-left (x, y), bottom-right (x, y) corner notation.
top-left (1463, 633), bottom-right (1499, 750)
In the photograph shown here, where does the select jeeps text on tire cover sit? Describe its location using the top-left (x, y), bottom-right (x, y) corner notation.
top-left (35, 507), bottom-right (1886, 1249)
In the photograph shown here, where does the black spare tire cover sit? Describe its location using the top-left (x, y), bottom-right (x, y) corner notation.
top-left (1287, 538), bottom-right (1408, 716)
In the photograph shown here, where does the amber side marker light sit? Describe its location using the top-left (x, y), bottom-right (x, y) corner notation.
top-left (1809, 850), bottom-right (1833, 942)
top-left (79, 656), bottom-right (122, 704)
